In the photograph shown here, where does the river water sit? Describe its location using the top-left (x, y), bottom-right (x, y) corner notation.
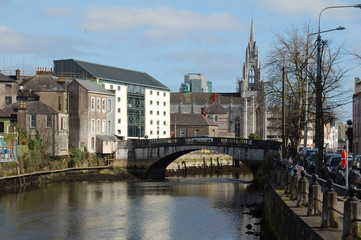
top-left (0, 173), bottom-right (264, 240)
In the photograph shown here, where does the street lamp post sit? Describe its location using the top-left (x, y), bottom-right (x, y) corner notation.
top-left (304, 27), bottom-right (345, 150)
top-left (314, 4), bottom-right (361, 175)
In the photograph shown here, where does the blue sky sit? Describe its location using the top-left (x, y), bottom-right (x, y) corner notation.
top-left (0, 0), bottom-right (360, 121)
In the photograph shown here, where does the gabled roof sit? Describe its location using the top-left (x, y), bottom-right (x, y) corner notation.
top-left (96, 135), bottom-right (118, 141)
top-left (0, 109), bottom-right (10, 118)
top-left (0, 72), bottom-right (16, 82)
top-left (204, 102), bottom-right (227, 114)
top-left (20, 72), bottom-right (66, 92)
top-left (55, 59), bottom-right (169, 91)
top-left (171, 113), bottom-right (218, 126)
top-left (2, 101), bottom-right (58, 115)
top-left (73, 79), bottom-right (115, 95)
top-left (171, 92), bottom-right (244, 105)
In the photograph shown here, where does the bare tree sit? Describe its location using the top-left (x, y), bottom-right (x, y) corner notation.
top-left (265, 22), bottom-right (349, 154)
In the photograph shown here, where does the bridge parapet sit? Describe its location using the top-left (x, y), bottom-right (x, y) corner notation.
top-left (119, 137), bottom-right (281, 150)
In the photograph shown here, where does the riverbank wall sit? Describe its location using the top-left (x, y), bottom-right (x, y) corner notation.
top-left (0, 167), bottom-right (139, 195)
top-left (263, 180), bottom-right (324, 240)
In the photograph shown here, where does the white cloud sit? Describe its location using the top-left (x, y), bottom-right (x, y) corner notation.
top-left (258, 0), bottom-right (360, 20)
top-left (42, 6), bottom-right (75, 17)
top-left (0, 25), bottom-right (88, 56)
top-left (80, 6), bottom-right (245, 41)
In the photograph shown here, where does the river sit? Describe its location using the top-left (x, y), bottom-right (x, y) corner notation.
top-left (0, 173), bottom-right (264, 240)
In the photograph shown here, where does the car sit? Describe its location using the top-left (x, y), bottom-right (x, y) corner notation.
top-left (334, 158), bottom-right (353, 185)
top-left (321, 153), bottom-right (339, 178)
top-left (299, 148), bottom-right (316, 167)
top-left (348, 155), bottom-right (361, 186)
top-left (324, 155), bottom-right (342, 181)
top-left (303, 149), bottom-right (317, 169)
top-left (192, 135), bottom-right (213, 143)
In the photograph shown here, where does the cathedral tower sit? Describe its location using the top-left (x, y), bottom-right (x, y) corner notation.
top-left (237, 20), bottom-right (267, 139)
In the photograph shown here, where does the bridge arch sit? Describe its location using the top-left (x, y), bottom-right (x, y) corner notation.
top-left (116, 137), bottom-right (281, 180)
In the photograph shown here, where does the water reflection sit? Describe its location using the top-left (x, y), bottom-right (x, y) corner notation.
top-left (0, 173), bottom-right (262, 240)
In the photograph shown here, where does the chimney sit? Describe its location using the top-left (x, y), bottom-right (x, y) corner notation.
top-left (16, 69), bottom-right (20, 81)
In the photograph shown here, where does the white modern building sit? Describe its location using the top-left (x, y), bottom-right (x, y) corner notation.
top-left (54, 59), bottom-right (170, 140)
top-left (179, 73), bottom-right (212, 93)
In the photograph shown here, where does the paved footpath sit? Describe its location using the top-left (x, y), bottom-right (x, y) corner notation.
top-left (276, 188), bottom-right (345, 239)
top-left (275, 170), bottom-right (349, 240)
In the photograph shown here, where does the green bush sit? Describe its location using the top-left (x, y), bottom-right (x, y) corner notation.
top-left (249, 133), bottom-right (261, 140)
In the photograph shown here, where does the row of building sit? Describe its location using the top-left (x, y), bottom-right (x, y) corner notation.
top-left (0, 20), bottom-right (354, 160)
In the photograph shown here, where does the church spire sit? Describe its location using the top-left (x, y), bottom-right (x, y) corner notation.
top-left (250, 19), bottom-right (255, 43)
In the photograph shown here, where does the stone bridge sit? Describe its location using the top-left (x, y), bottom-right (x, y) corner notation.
top-left (115, 137), bottom-right (281, 179)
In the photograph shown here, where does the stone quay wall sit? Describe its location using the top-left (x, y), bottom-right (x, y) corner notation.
top-left (264, 180), bottom-right (324, 240)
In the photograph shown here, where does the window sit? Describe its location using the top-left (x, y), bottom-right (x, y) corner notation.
top-left (215, 116), bottom-right (218, 122)
top-left (61, 117), bottom-right (66, 130)
top-left (58, 96), bottom-right (61, 111)
top-left (150, 110), bottom-right (153, 115)
top-left (102, 98), bottom-right (106, 112)
top-left (163, 102), bottom-right (166, 106)
top-left (108, 99), bottom-right (111, 111)
top-left (157, 101), bottom-right (159, 105)
top-left (157, 111), bottom-right (159, 115)
top-left (163, 111), bottom-right (166, 116)
top-left (195, 129), bottom-right (199, 137)
top-left (150, 90), bottom-right (153, 95)
top-left (180, 129), bottom-right (185, 137)
top-left (150, 100), bottom-right (153, 105)
top-left (91, 137), bottom-right (95, 150)
top-left (163, 131), bottom-right (166, 135)
top-left (117, 129), bottom-right (121, 134)
top-left (249, 67), bottom-right (255, 84)
top-left (30, 115), bottom-right (36, 128)
top-left (102, 120), bottom-right (106, 133)
top-left (118, 108), bottom-right (121, 113)
top-left (91, 119), bottom-right (95, 133)
top-left (150, 130), bottom-right (153, 135)
top-left (157, 92), bottom-right (159, 96)
top-left (91, 97), bottom-right (95, 111)
top-left (118, 97), bottom-right (121, 102)
top-left (110, 85), bottom-right (113, 90)
top-left (97, 119), bottom-right (101, 133)
top-left (163, 92), bottom-right (166, 97)
top-left (108, 121), bottom-right (111, 133)
top-left (5, 96), bottom-right (12, 105)
top-left (157, 120), bottom-right (159, 125)
top-left (118, 118), bottom-right (121, 124)
top-left (163, 121), bottom-right (166, 126)
top-left (118, 86), bottom-right (120, 91)
top-left (5, 84), bottom-right (11, 88)
top-left (60, 135), bottom-right (67, 150)
top-left (97, 98), bottom-right (101, 111)
top-left (150, 120), bottom-right (153, 125)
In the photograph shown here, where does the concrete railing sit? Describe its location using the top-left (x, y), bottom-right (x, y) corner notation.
top-left (120, 137), bottom-right (282, 149)
top-left (274, 161), bottom-right (361, 240)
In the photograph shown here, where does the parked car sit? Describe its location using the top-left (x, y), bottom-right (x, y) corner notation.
top-left (324, 155), bottom-right (342, 182)
top-left (301, 149), bottom-right (318, 168)
top-left (307, 152), bottom-right (317, 173)
top-left (348, 155), bottom-right (361, 186)
top-left (334, 158), bottom-right (353, 185)
top-left (192, 135), bottom-right (213, 143)
top-left (321, 153), bottom-right (340, 178)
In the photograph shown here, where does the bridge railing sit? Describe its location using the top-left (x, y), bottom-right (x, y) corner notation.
top-left (120, 137), bottom-right (281, 150)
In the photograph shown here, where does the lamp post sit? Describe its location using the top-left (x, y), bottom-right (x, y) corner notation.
top-left (314, 4), bottom-right (361, 175)
top-left (304, 27), bottom-right (345, 150)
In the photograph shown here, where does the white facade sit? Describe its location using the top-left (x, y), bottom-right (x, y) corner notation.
top-left (145, 89), bottom-right (170, 138)
top-left (103, 82), bottom-right (128, 139)
top-left (103, 82), bottom-right (170, 139)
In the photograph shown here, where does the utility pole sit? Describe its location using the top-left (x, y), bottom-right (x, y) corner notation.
top-left (282, 67), bottom-right (286, 159)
